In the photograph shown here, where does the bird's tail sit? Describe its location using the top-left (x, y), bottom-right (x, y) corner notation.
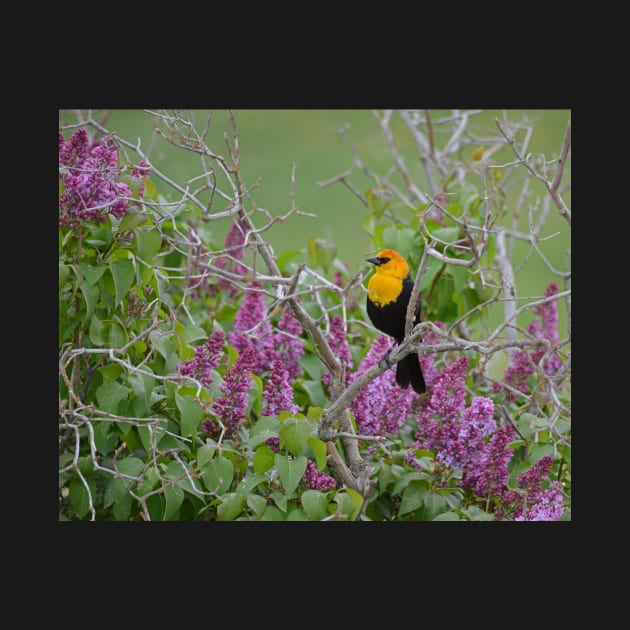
top-left (396, 352), bottom-right (426, 395)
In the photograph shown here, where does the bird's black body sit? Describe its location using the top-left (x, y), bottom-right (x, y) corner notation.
top-left (366, 251), bottom-right (426, 395)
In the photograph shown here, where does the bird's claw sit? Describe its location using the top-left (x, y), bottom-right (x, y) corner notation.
top-left (379, 348), bottom-right (393, 369)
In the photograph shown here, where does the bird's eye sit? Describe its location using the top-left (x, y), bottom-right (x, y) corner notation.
top-left (379, 257), bottom-right (390, 264)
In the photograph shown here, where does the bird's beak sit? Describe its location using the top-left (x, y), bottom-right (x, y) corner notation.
top-left (366, 257), bottom-right (382, 266)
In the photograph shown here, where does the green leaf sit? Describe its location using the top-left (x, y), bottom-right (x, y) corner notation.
top-left (253, 445), bottom-right (276, 473)
top-left (432, 511), bottom-right (462, 521)
top-left (382, 226), bottom-right (416, 258)
top-left (180, 326), bottom-right (208, 344)
top-left (247, 494), bottom-right (267, 518)
top-left (262, 506), bottom-right (285, 521)
top-left (197, 443), bottom-right (216, 468)
top-left (430, 226), bottom-right (460, 245)
top-left (201, 455), bottom-right (234, 494)
top-left (463, 505), bottom-right (496, 521)
top-left (307, 437), bottom-right (328, 470)
top-left (96, 380), bottom-right (129, 415)
top-left (399, 480), bottom-right (426, 516)
top-left (110, 258), bottom-right (135, 308)
top-left (300, 353), bottom-right (325, 381)
top-left (422, 492), bottom-right (447, 520)
top-left (299, 380), bottom-right (325, 408)
top-left (277, 249), bottom-right (303, 274)
top-left (280, 417), bottom-right (313, 456)
top-left (449, 266), bottom-right (470, 296)
top-left (333, 492), bottom-right (356, 519)
top-left (272, 490), bottom-right (288, 512)
top-left (419, 257), bottom-right (443, 292)
top-left (112, 478), bottom-right (133, 520)
top-left (93, 422), bottom-right (119, 455)
top-left (236, 473), bottom-right (268, 496)
top-left (89, 313), bottom-right (106, 346)
top-left (118, 456), bottom-right (145, 478)
top-left (301, 489), bottom-right (329, 520)
top-left (345, 487), bottom-right (364, 520)
top-left (275, 454), bottom-right (307, 496)
top-left (529, 443), bottom-right (554, 463)
top-left (518, 413), bottom-right (548, 440)
top-left (106, 320), bottom-right (127, 348)
top-left (79, 281), bottom-right (100, 321)
top-left (163, 484), bottom-right (184, 520)
top-left (80, 262), bottom-right (106, 287)
top-left (69, 477), bottom-right (95, 518)
top-left (118, 209), bottom-right (148, 233)
top-left (557, 443), bottom-right (571, 469)
top-left (251, 415), bottom-right (281, 437)
top-left (175, 393), bottom-right (203, 438)
top-left (287, 508), bottom-right (308, 521)
top-left (217, 493), bottom-right (245, 521)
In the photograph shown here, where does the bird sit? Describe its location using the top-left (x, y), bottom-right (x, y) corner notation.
top-left (365, 248), bottom-right (426, 394)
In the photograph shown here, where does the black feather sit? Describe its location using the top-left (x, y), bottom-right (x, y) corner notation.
top-left (366, 275), bottom-right (426, 394)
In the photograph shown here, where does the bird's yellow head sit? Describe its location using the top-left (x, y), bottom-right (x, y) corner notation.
top-left (366, 248), bottom-right (410, 279)
top-left (365, 249), bottom-right (411, 307)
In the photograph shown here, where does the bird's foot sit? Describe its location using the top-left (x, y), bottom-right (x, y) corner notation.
top-left (379, 348), bottom-right (394, 369)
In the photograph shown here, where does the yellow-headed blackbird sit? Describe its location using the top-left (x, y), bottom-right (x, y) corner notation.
top-left (366, 248), bottom-right (426, 394)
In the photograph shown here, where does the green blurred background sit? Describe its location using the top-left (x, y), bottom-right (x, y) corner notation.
top-left (59, 109), bottom-right (571, 336)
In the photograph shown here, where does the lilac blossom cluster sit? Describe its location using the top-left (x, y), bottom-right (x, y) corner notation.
top-left (262, 360), bottom-right (299, 416)
top-left (300, 459), bottom-right (336, 491)
top-left (496, 283), bottom-right (562, 400)
top-left (322, 316), bottom-right (354, 392)
top-left (412, 341), bottom-right (563, 521)
top-left (203, 346), bottom-right (256, 437)
top-left (228, 284), bottom-right (304, 378)
top-left (349, 335), bottom-right (419, 436)
top-left (186, 220), bottom-right (249, 301)
top-left (59, 129), bottom-right (149, 227)
top-left (501, 455), bottom-right (565, 521)
top-left (178, 330), bottom-right (225, 387)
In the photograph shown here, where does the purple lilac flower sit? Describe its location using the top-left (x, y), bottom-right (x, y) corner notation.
top-left (262, 360), bottom-right (299, 416)
top-left (528, 283), bottom-right (561, 374)
top-left (495, 283), bottom-right (562, 400)
top-left (274, 307), bottom-right (304, 380)
top-left (178, 330), bottom-right (225, 387)
top-left (349, 335), bottom-right (418, 436)
top-left (517, 455), bottom-right (553, 502)
top-left (206, 346), bottom-right (256, 437)
top-left (59, 129), bottom-right (147, 227)
top-left (264, 436), bottom-right (280, 452)
top-left (228, 286), bottom-right (305, 378)
top-left (300, 459), bottom-right (336, 491)
top-left (465, 423), bottom-right (515, 497)
top-left (517, 481), bottom-right (564, 521)
top-left (322, 316), bottom-right (354, 392)
top-left (456, 397), bottom-right (497, 473)
top-left (228, 284), bottom-right (279, 373)
top-left (208, 219), bottom-right (249, 299)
